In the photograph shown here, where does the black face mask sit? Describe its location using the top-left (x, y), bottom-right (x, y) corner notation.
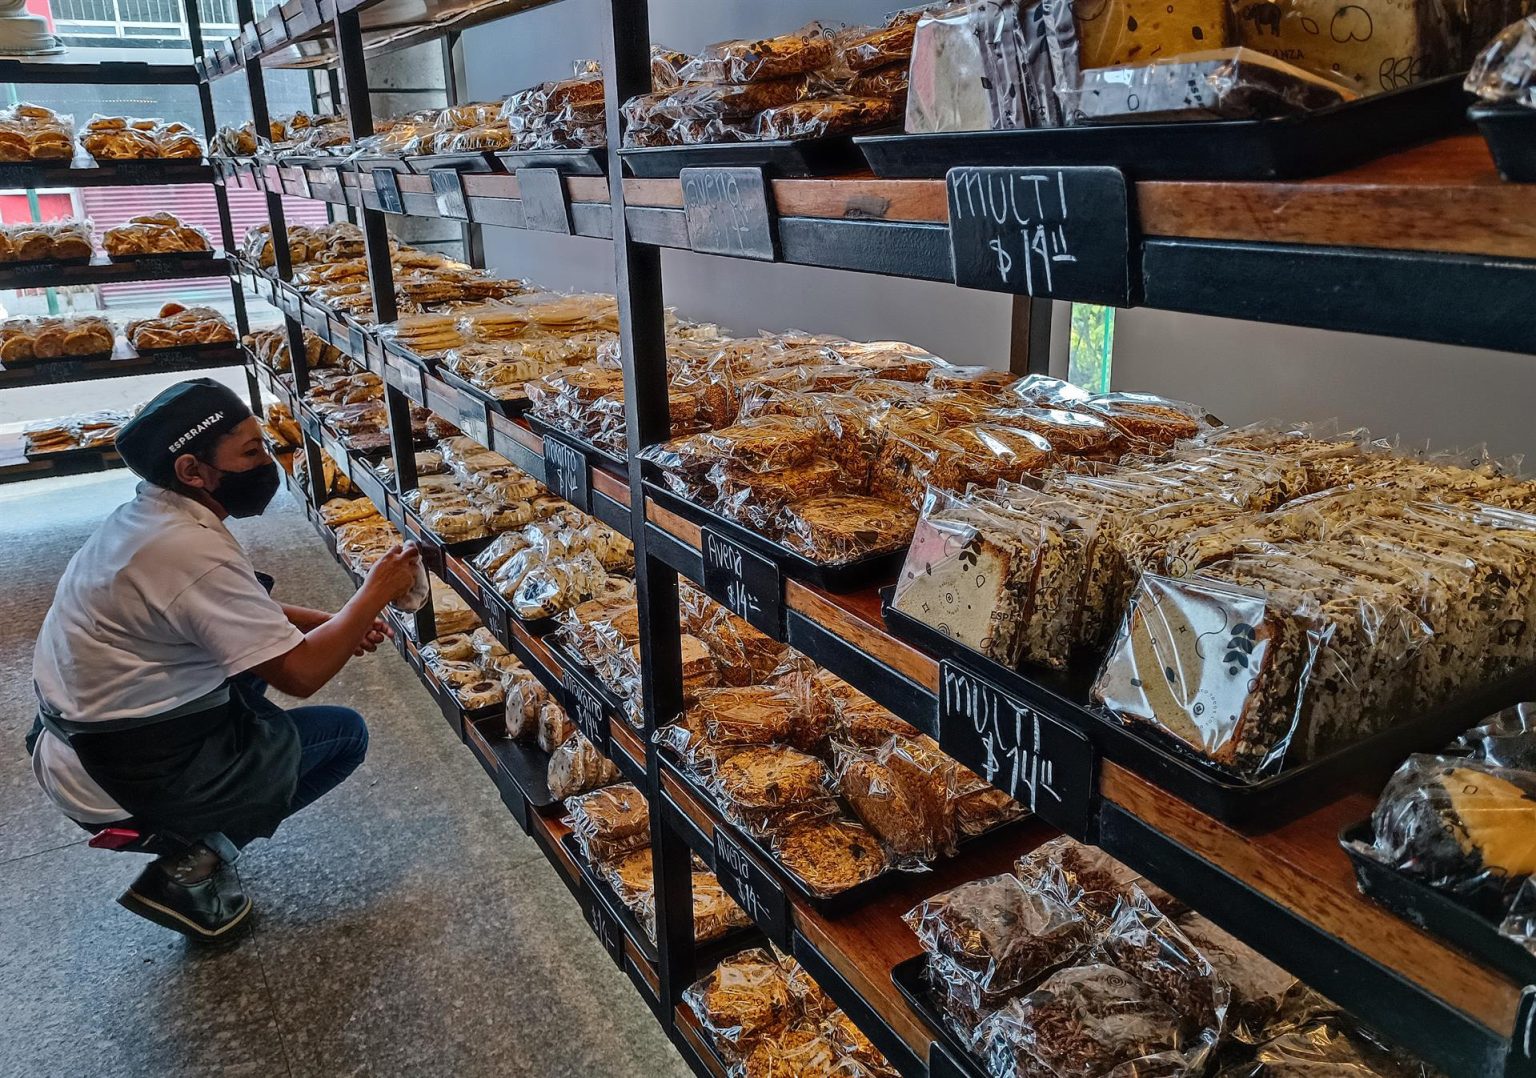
top-left (210, 459), bottom-right (281, 518)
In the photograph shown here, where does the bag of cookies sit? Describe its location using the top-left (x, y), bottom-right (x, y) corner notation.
top-left (565, 782), bottom-right (651, 865)
top-left (677, 22), bottom-right (836, 84)
top-left (710, 744), bottom-right (837, 835)
top-left (834, 734), bottom-right (960, 865)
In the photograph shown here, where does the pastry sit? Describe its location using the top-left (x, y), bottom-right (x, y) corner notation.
top-left (712, 745), bottom-right (833, 825)
top-left (546, 732), bottom-right (621, 800)
top-left (772, 816), bottom-right (889, 897)
top-left (685, 948), bottom-right (795, 1051)
top-left (778, 494), bottom-right (918, 565)
top-left (566, 782), bottom-right (652, 864)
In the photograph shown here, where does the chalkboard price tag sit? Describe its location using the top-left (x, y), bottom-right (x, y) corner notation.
top-left (193, 57), bottom-right (207, 80)
top-left (564, 666), bottom-right (610, 752)
top-left (264, 278), bottom-right (277, 305)
top-left (937, 660), bottom-right (1098, 838)
top-left (586, 891), bottom-right (626, 968)
top-left (429, 168), bottom-right (469, 221)
top-left (946, 166), bottom-right (1134, 306)
top-left (1508, 986), bottom-right (1536, 1078)
top-left (517, 168), bottom-right (571, 234)
top-left (371, 168), bottom-right (404, 214)
top-left (457, 402), bottom-right (489, 448)
top-left (384, 355), bottom-right (425, 405)
top-left (700, 528), bottom-right (783, 639)
top-left (241, 24), bottom-right (261, 58)
top-left (292, 166), bottom-right (312, 200)
top-left (346, 323), bottom-right (366, 359)
top-left (542, 434), bottom-right (590, 513)
top-left (712, 826), bottom-right (791, 949)
top-left (680, 167), bottom-right (776, 261)
top-left (480, 587), bottom-right (509, 642)
top-left (927, 1041), bottom-right (976, 1078)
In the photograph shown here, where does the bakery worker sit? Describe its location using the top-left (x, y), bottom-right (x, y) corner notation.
top-left (25, 378), bottom-right (422, 942)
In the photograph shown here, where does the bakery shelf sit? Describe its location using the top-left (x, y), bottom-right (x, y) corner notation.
top-left (0, 430), bottom-right (124, 485)
top-left (0, 160), bottom-right (215, 189)
top-left (0, 253), bottom-right (230, 291)
top-left (641, 487), bottom-right (1526, 1077)
top-left (0, 340), bottom-right (243, 390)
top-left (0, 48), bottom-right (203, 85)
top-left (618, 137), bottom-right (1536, 355)
top-left (658, 753), bottom-right (1061, 1078)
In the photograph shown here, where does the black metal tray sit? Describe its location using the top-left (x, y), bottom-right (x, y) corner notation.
top-left (496, 147), bottom-right (608, 176)
top-left (1342, 821), bottom-right (1536, 987)
top-left (1470, 102), bottom-right (1536, 183)
top-left (891, 956), bottom-right (988, 1078)
top-left (644, 477), bottom-right (908, 593)
top-left (857, 75), bottom-right (1472, 181)
top-left (405, 151), bottom-right (502, 175)
top-left (658, 754), bottom-right (896, 918)
top-left (619, 135), bottom-right (867, 179)
top-left (881, 587), bottom-right (1536, 828)
top-left (435, 366), bottom-right (529, 417)
top-left (468, 714), bottom-right (561, 811)
top-left (522, 413), bottom-right (628, 474)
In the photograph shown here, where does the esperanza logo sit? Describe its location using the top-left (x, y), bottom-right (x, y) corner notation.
top-left (167, 411), bottom-right (225, 454)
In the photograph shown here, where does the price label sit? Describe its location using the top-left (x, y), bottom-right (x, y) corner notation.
top-left (303, 303), bottom-right (329, 336)
top-left (542, 434), bottom-right (590, 513)
top-left (517, 168), bottom-right (571, 234)
top-left (586, 892), bottom-right (626, 968)
top-left (241, 24), bottom-right (260, 58)
top-left (347, 323), bottom-right (366, 359)
top-left (193, 57), bottom-right (207, 80)
top-left (1508, 986), bottom-right (1536, 1078)
top-left (385, 355), bottom-right (425, 405)
top-left (564, 666), bottom-right (610, 752)
top-left (480, 586), bottom-right (509, 643)
top-left (292, 166), bottom-right (312, 199)
top-left (680, 167), bottom-right (776, 261)
top-left (299, 409), bottom-right (323, 444)
top-left (457, 401), bottom-right (489, 448)
top-left (700, 528), bottom-right (783, 639)
top-left (946, 166), bottom-right (1134, 306)
top-left (371, 168), bottom-right (404, 214)
top-left (936, 660), bottom-right (1098, 839)
top-left (429, 168), bottom-right (469, 221)
top-left (712, 826), bottom-right (790, 948)
top-left (265, 278), bottom-right (277, 305)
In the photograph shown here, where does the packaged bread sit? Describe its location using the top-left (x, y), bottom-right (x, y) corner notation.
top-left (125, 303), bottom-right (235, 351)
top-left (0, 219), bottom-right (93, 263)
top-left (0, 103), bottom-right (76, 162)
top-left (682, 948), bottom-right (796, 1053)
top-left (1073, 0), bottom-right (1234, 69)
top-left (777, 494), bottom-right (918, 565)
top-left (678, 22), bottom-right (835, 83)
top-left (0, 315), bottom-right (115, 364)
top-left (103, 213), bottom-right (212, 258)
top-left (566, 782), bottom-right (652, 865)
top-left (836, 734), bottom-right (959, 863)
top-left (546, 731), bottom-right (621, 800)
top-left (1064, 47), bottom-right (1359, 120)
top-left (905, 2), bottom-right (1036, 132)
top-left (1230, 0), bottom-right (1454, 95)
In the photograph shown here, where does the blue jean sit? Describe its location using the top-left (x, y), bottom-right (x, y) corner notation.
top-left (288, 704), bottom-right (369, 816)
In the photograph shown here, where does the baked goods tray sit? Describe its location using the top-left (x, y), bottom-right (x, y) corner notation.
top-left (434, 366), bottom-right (530, 417)
top-left (495, 147), bottom-right (607, 176)
top-left (1470, 102), bottom-right (1536, 183)
top-left (856, 75), bottom-right (1471, 181)
top-left (658, 753), bottom-right (899, 918)
top-left (1341, 821), bottom-right (1536, 987)
top-left (467, 714), bottom-right (562, 811)
top-left (618, 135), bottom-right (868, 179)
top-left (522, 414), bottom-right (628, 475)
top-left (404, 151), bottom-right (503, 175)
top-left (880, 588), bottom-right (1536, 828)
top-left (890, 955), bottom-right (990, 1078)
top-left (643, 478), bottom-right (908, 592)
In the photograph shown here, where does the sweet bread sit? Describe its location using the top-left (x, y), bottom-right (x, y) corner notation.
top-left (771, 816), bottom-right (889, 897)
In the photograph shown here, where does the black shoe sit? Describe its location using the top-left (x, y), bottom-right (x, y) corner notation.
top-left (118, 861), bottom-right (253, 942)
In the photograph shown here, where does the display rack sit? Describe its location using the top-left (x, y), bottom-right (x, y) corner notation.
top-left (192, 5), bottom-right (1536, 1078)
top-left (0, 12), bottom-right (256, 485)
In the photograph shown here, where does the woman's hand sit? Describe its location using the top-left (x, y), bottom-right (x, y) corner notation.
top-left (361, 542), bottom-right (423, 606)
top-left (354, 618), bottom-right (393, 656)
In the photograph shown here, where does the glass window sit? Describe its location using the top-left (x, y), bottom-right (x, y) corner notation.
top-left (1067, 303), bottom-right (1115, 394)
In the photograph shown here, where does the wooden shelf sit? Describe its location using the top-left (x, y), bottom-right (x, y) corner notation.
top-left (640, 488), bottom-right (1525, 1076)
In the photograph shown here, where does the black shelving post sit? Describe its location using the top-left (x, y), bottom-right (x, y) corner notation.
top-left (602, 0), bottom-right (694, 1022)
top-left (184, 0), bottom-right (257, 414)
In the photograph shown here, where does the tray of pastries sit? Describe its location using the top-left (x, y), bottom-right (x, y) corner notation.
top-left (82, 115), bottom-right (205, 162)
top-left (0, 103), bottom-right (75, 163)
top-left (102, 212), bottom-right (213, 260)
top-left (22, 408), bottom-right (129, 457)
top-left (0, 314), bottom-right (115, 365)
top-left (0, 219), bottom-right (94, 264)
top-left (125, 303), bottom-right (235, 354)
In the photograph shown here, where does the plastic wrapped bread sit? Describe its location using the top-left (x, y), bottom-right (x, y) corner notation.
top-left (1230, 0), bottom-right (1455, 96)
top-left (905, 1), bottom-right (1033, 132)
top-left (1466, 15), bottom-right (1536, 107)
top-left (677, 22), bottom-right (835, 84)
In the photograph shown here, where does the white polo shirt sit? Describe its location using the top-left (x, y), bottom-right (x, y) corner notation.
top-left (32, 482), bottom-right (304, 823)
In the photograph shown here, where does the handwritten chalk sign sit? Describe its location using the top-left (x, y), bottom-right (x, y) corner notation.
top-left (680, 167), bottom-right (777, 261)
top-left (542, 434), bottom-right (590, 513)
top-left (701, 528), bottom-right (783, 639)
top-left (371, 168), bottom-right (403, 214)
top-left (586, 889), bottom-right (626, 968)
top-left (946, 166), bottom-right (1133, 306)
top-left (713, 826), bottom-right (791, 948)
top-left (936, 660), bottom-right (1097, 838)
top-left (517, 168), bottom-right (571, 234)
top-left (429, 168), bottom-right (469, 221)
top-left (564, 666), bottom-right (610, 753)
top-left (479, 587), bottom-right (509, 644)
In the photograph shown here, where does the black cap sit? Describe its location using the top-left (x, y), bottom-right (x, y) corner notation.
top-left (115, 377), bottom-right (252, 488)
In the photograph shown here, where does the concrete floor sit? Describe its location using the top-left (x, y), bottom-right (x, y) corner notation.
top-left (0, 471), bottom-right (691, 1078)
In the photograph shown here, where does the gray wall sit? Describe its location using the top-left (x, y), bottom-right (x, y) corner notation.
top-left (456, 0), bottom-right (1533, 455)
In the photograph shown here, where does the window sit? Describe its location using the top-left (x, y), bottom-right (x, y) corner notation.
top-left (1067, 303), bottom-right (1115, 394)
